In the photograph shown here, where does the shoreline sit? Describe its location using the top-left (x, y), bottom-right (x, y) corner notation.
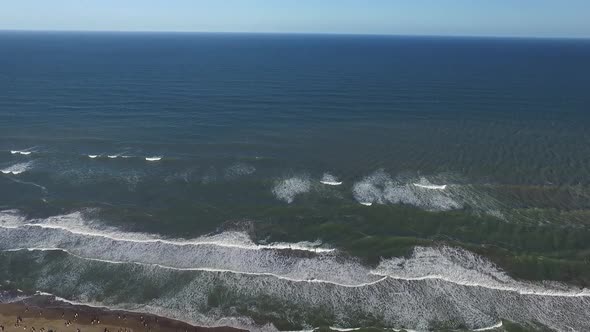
top-left (0, 292), bottom-right (245, 332)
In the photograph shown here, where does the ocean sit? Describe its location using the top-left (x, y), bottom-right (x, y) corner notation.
top-left (1, 31), bottom-right (590, 331)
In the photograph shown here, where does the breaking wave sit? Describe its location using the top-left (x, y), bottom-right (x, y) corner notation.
top-left (10, 150), bottom-right (32, 155)
top-left (320, 173), bottom-right (342, 186)
top-left (1, 162), bottom-right (33, 175)
top-left (352, 170), bottom-right (503, 215)
top-left (0, 210), bottom-right (589, 331)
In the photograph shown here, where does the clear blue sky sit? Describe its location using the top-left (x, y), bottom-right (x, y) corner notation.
top-left (1, 0), bottom-right (589, 38)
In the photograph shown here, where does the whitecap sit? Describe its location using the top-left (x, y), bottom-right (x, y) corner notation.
top-left (352, 171), bottom-right (460, 211)
top-left (107, 155), bottom-right (119, 159)
top-left (413, 177), bottom-right (447, 190)
top-left (413, 183), bottom-right (447, 190)
top-left (10, 150), bottom-right (32, 156)
top-left (320, 173), bottom-right (342, 186)
top-left (145, 156), bottom-right (162, 161)
top-left (1, 162), bottom-right (32, 175)
top-left (87, 154), bottom-right (99, 159)
top-left (272, 177), bottom-right (311, 203)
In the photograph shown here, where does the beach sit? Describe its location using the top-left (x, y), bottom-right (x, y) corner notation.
top-left (0, 294), bottom-right (243, 332)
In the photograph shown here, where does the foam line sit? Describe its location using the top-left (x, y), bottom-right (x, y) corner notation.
top-left (412, 183), bottom-right (447, 190)
top-left (0, 223), bottom-right (334, 253)
top-left (10, 150), bottom-right (32, 155)
top-left (329, 327), bottom-right (361, 331)
top-left (320, 181), bottom-right (342, 186)
top-left (369, 272), bottom-right (590, 298)
top-left (6, 244), bottom-right (589, 297)
top-left (320, 173), bottom-right (342, 186)
top-left (3, 247), bottom-right (385, 288)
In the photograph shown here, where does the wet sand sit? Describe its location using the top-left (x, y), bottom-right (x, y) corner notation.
top-left (0, 294), bottom-right (245, 332)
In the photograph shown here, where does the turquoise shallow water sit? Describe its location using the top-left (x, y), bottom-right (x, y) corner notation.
top-left (1, 32), bottom-right (590, 331)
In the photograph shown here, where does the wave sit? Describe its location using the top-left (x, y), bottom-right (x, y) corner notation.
top-left (0, 211), bottom-right (333, 252)
top-left (7, 210), bottom-right (589, 296)
top-left (2, 211), bottom-right (590, 331)
top-left (352, 170), bottom-right (459, 210)
top-left (320, 173), bottom-right (342, 186)
top-left (4, 247), bottom-right (384, 288)
top-left (107, 155), bottom-right (119, 159)
top-left (1, 162), bottom-right (32, 175)
top-left (412, 182), bottom-right (447, 190)
top-left (272, 176), bottom-right (311, 203)
top-left (4, 244), bottom-right (589, 332)
top-left (10, 150), bottom-right (32, 155)
top-left (371, 246), bottom-right (590, 297)
top-left (145, 156), bottom-right (162, 161)
top-left (351, 171), bottom-right (503, 215)
top-left (17, 243), bottom-right (590, 297)
top-left (87, 154), bottom-right (99, 159)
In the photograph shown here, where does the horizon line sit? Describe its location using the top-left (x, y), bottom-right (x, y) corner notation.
top-left (1, 28), bottom-right (589, 41)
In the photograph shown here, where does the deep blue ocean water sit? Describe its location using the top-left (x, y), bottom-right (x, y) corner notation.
top-left (1, 32), bottom-right (590, 331)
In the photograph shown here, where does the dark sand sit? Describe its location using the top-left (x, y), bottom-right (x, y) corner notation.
top-left (0, 294), bottom-right (245, 332)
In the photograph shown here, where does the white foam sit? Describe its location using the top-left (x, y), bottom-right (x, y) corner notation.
top-left (320, 173), bottom-right (342, 186)
top-left (359, 202), bottom-right (373, 206)
top-left (2, 211), bottom-right (590, 331)
top-left (329, 327), bottom-right (361, 331)
top-left (272, 177), bottom-right (311, 203)
top-left (413, 183), bottom-right (447, 190)
top-left (353, 171), bottom-right (461, 211)
top-left (145, 156), bottom-right (162, 161)
top-left (87, 154), bottom-right (99, 159)
top-left (107, 155), bottom-right (119, 159)
top-left (371, 246), bottom-right (590, 297)
top-left (5, 247), bottom-right (384, 288)
top-left (10, 150), bottom-right (32, 155)
top-left (1, 162), bottom-right (32, 175)
top-left (0, 213), bottom-right (332, 253)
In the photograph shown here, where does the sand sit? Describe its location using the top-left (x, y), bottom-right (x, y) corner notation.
top-left (0, 295), bottom-right (244, 332)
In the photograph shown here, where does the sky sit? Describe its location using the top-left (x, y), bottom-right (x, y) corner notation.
top-left (1, 0), bottom-right (589, 38)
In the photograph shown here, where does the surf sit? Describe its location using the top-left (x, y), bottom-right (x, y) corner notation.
top-left (412, 183), bottom-right (447, 190)
top-left (320, 173), bottom-right (342, 186)
top-left (10, 150), bottom-right (32, 155)
top-left (1, 162), bottom-right (32, 175)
